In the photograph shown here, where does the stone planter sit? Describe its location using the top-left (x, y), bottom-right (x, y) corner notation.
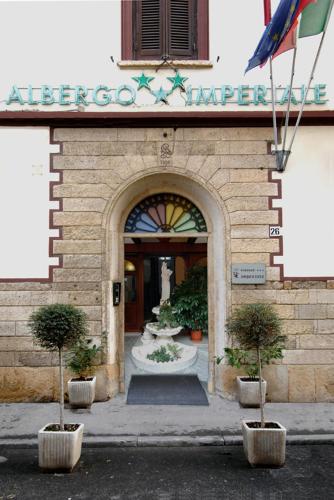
top-left (68, 376), bottom-right (96, 408)
top-left (237, 376), bottom-right (267, 407)
top-left (38, 423), bottom-right (84, 471)
top-left (242, 420), bottom-right (286, 467)
top-left (146, 322), bottom-right (183, 344)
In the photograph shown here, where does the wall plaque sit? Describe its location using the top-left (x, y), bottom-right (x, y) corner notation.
top-left (232, 264), bottom-right (266, 284)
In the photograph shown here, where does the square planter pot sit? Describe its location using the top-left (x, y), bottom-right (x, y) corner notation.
top-left (242, 420), bottom-right (286, 467)
top-left (38, 423), bottom-right (84, 471)
top-left (68, 376), bottom-right (96, 408)
top-left (237, 376), bottom-right (267, 408)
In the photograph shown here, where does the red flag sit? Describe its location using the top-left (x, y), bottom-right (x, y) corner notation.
top-left (273, 19), bottom-right (298, 58)
top-left (264, 0), bottom-right (272, 25)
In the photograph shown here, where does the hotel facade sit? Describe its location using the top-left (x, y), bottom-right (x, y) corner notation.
top-left (0, 0), bottom-right (334, 403)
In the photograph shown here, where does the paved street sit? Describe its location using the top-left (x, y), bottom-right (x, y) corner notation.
top-left (0, 445), bottom-right (334, 499)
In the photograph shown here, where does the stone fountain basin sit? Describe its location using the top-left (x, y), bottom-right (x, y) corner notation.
top-left (146, 322), bottom-right (183, 337)
top-left (131, 341), bottom-right (198, 374)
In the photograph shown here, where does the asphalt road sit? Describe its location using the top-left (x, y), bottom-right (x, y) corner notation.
top-left (0, 445), bottom-right (333, 500)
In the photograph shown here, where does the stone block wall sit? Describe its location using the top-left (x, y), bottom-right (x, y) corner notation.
top-left (0, 126), bottom-right (333, 402)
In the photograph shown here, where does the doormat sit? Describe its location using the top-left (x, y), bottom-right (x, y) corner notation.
top-left (126, 374), bottom-right (209, 406)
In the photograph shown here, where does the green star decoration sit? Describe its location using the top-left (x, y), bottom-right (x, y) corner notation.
top-left (152, 87), bottom-right (169, 104)
top-left (167, 71), bottom-right (188, 91)
top-left (132, 73), bottom-right (155, 90)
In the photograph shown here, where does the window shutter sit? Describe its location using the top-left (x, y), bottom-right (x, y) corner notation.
top-left (134, 0), bottom-right (163, 59)
top-left (167, 0), bottom-right (197, 59)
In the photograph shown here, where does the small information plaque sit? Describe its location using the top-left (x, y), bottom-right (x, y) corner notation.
top-left (232, 264), bottom-right (266, 284)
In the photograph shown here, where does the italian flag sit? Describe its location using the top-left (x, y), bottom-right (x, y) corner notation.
top-left (299, 0), bottom-right (334, 37)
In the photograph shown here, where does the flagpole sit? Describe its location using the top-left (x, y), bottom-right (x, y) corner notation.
top-left (269, 56), bottom-right (279, 161)
top-left (281, 46), bottom-right (297, 163)
top-left (284, 0), bottom-right (334, 170)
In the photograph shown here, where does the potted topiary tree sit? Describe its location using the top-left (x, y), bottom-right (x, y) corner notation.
top-left (217, 345), bottom-right (284, 407)
top-left (67, 338), bottom-right (101, 409)
top-left (29, 303), bottom-right (88, 471)
top-left (222, 303), bottom-right (286, 467)
top-left (171, 265), bottom-right (208, 341)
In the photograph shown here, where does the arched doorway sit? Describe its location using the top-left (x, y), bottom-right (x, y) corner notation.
top-left (103, 171), bottom-right (229, 395)
top-left (124, 193), bottom-right (208, 332)
top-left (123, 193), bottom-right (209, 388)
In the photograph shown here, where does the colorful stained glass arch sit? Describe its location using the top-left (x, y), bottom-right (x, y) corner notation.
top-left (124, 193), bottom-right (207, 233)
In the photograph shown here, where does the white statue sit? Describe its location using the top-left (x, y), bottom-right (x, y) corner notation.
top-left (160, 262), bottom-right (173, 304)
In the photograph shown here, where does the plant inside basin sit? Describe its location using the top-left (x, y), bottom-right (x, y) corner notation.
top-left (147, 343), bottom-right (183, 363)
top-left (29, 303), bottom-right (88, 470)
top-left (157, 302), bottom-right (179, 330)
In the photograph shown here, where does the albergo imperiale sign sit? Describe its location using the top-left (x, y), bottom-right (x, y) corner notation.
top-left (5, 71), bottom-right (328, 107)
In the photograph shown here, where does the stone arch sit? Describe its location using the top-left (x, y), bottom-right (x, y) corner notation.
top-left (101, 168), bottom-right (231, 394)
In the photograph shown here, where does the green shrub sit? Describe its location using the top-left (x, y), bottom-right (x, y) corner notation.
top-left (29, 304), bottom-right (88, 351)
top-left (217, 345), bottom-right (284, 380)
top-left (171, 265), bottom-right (208, 333)
top-left (67, 338), bottom-right (101, 379)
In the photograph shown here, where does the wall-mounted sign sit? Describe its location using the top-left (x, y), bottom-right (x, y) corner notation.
top-left (232, 264), bottom-right (266, 284)
top-left (4, 72), bottom-right (328, 108)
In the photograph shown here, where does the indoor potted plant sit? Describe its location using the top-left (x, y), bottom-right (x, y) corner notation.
top-left (171, 265), bottom-right (208, 341)
top-left (223, 303), bottom-right (286, 467)
top-left (173, 294), bottom-right (207, 341)
top-left (67, 338), bottom-right (101, 409)
top-left (217, 345), bottom-right (284, 407)
top-left (29, 303), bottom-right (88, 471)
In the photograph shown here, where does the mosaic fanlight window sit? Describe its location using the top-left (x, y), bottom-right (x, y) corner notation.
top-left (125, 194), bottom-right (207, 233)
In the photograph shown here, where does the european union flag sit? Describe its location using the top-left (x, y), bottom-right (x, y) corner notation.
top-left (246, 0), bottom-right (301, 72)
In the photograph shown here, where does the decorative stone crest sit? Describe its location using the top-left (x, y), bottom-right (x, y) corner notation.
top-left (160, 143), bottom-right (173, 167)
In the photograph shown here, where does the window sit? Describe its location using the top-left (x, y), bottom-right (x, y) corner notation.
top-left (121, 0), bottom-right (209, 61)
top-left (124, 193), bottom-right (207, 233)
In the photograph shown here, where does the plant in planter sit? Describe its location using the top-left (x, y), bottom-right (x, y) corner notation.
top-left (217, 345), bottom-right (284, 407)
top-left (222, 303), bottom-right (286, 467)
top-left (147, 343), bottom-right (183, 363)
top-left (29, 303), bottom-right (88, 471)
top-left (157, 302), bottom-right (179, 330)
top-left (66, 338), bottom-right (101, 409)
top-left (171, 265), bottom-right (208, 341)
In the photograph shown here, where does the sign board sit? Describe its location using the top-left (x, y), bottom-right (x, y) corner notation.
top-left (232, 264), bottom-right (266, 284)
top-left (4, 81), bottom-right (328, 108)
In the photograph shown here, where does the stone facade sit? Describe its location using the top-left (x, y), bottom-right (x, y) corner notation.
top-left (0, 126), bottom-right (333, 403)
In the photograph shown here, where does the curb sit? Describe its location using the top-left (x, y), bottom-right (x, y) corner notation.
top-left (1, 434), bottom-right (334, 449)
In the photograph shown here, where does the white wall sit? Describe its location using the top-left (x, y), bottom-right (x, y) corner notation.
top-left (0, 127), bottom-right (59, 279)
top-left (0, 0), bottom-right (332, 112)
top-left (274, 126), bottom-right (334, 277)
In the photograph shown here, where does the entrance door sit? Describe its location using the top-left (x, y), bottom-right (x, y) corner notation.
top-left (124, 257), bottom-right (144, 332)
top-left (125, 242), bottom-right (207, 332)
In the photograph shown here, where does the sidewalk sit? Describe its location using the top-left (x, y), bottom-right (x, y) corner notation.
top-left (1, 394), bottom-right (334, 448)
